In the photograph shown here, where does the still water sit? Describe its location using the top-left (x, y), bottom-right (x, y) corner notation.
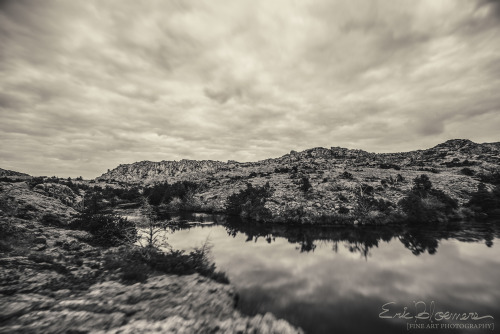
top-left (157, 213), bottom-right (500, 334)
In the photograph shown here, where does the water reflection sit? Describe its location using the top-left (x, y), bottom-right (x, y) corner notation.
top-left (155, 213), bottom-right (500, 334)
top-left (160, 212), bottom-right (499, 258)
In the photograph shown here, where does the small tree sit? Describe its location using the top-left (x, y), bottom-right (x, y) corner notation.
top-left (299, 176), bottom-right (312, 193)
top-left (412, 174), bottom-right (432, 197)
top-left (137, 197), bottom-right (169, 257)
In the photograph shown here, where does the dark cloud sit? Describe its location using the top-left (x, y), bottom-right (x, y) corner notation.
top-left (0, 0), bottom-right (499, 177)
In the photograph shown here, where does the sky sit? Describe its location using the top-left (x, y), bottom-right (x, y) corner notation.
top-left (1, 0), bottom-right (499, 178)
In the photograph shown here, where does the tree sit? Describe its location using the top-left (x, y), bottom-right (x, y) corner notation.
top-left (137, 197), bottom-right (168, 252)
top-left (299, 176), bottom-right (312, 193)
top-left (412, 174), bottom-right (432, 197)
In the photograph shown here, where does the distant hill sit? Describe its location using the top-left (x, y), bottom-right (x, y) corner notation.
top-left (97, 139), bottom-right (500, 185)
top-left (94, 139), bottom-right (500, 223)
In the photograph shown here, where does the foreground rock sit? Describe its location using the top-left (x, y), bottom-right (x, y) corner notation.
top-left (0, 216), bottom-right (302, 334)
top-left (0, 182), bottom-right (77, 221)
top-left (1, 274), bottom-right (301, 334)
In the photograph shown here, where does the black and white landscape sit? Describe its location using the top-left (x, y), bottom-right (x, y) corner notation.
top-left (1, 1), bottom-right (500, 333)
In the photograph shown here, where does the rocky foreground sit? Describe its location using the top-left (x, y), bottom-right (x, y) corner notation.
top-left (0, 184), bottom-right (302, 334)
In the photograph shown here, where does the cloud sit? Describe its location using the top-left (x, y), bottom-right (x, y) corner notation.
top-left (0, 0), bottom-right (499, 177)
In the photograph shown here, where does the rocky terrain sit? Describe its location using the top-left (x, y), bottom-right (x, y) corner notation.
top-left (0, 168), bottom-right (30, 180)
top-left (0, 183), bottom-right (302, 333)
top-left (0, 182), bottom-right (77, 221)
top-left (97, 139), bottom-right (500, 222)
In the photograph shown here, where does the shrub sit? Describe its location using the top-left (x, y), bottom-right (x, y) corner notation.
top-left (226, 182), bottom-right (274, 221)
top-left (41, 213), bottom-right (65, 227)
top-left (143, 181), bottom-right (199, 206)
top-left (299, 176), bottom-right (312, 193)
top-left (104, 243), bottom-right (229, 284)
top-left (398, 174), bottom-right (458, 224)
top-left (0, 240), bottom-right (13, 252)
top-left (478, 171), bottom-right (500, 185)
top-left (379, 163), bottom-right (401, 170)
top-left (460, 167), bottom-right (475, 176)
top-left (274, 167), bottom-right (290, 173)
top-left (338, 206), bottom-right (349, 214)
top-left (0, 220), bottom-right (18, 239)
top-left (340, 171), bottom-right (353, 179)
top-left (467, 183), bottom-right (500, 218)
top-left (73, 214), bottom-right (138, 247)
top-left (121, 262), bottom-right (149, 283)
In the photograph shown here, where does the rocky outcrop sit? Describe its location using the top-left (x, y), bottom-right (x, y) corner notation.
top-left (98, 160), bottom-right (227, 184)
top-left (33, 183), bottom-right (81, 207)
top-left (0, 182), bottom-right (77, 220)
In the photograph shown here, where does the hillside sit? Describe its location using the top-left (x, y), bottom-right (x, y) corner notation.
top-left (0, 168), bottom-right (30, 178)
top-left (97, 139), bottom-right (500, 224)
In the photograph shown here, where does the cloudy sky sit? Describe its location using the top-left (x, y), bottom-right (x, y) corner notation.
top-left (1, 0), bottom-right (499, 178)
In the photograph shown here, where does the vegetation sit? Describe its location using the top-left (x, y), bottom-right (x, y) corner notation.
top-left (398, 174), bottom-right (458, 224)
top-left (299, 175), bottom-right (312, 193)
top-left (478, 171), bottom-right (500, 185)
top-left (467, 183), bottom-right (500, 218)
top-left (143, 181), bottom-right (199, 209)
top-left (378, 163), bottom-right (401, 170)
top-left (104, 240), bottom-right (229, 284)
top-left (226, 182), bottom-right (274, 221)
top-left (460, 167), bottom-right (475, 176)
top-left (71, 191), bottom-right (138, 247)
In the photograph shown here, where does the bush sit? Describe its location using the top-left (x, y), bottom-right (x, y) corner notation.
top-left (398, 174), bottom-right (458, 224)
top-left (0, 220), bottom-right (18, 239)
top-left (461, 167), bottom-right (475, 176)
top-left (73, 214), bottom-right (138, 247)
top-left (467, 183), bottom-right (500, 218)
top-left (299, 176), bottom-right (312, 193)
top-left (274, 167), bottom-right (290, 173)
top-left (104, 243), bottom-right (229, 284)
top-left (379, 163), bottom-right (401, 170)
top-left (478, 171), bottom-right (500, 185)
top-left (143, 181), bottom-right (199, 206)
top-left (226, 182), bottom-right (274, 221)
top-left (41, 213), bottom-right (65, 227)
top-left (340, 171), bottom-right (353, 179)
top-left (121, 262), bottom-right (149, 283)
top-left (338, 206), bottom-right (349, 214)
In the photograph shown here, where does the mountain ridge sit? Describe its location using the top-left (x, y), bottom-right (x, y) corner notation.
top-left (97, 139), bottom-right (500, 184)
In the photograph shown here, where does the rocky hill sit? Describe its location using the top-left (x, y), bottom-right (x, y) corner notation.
top-left (98, 139), bottom-right (500, 184)
top-left (0, 168), bottom-right (30, 178)
top-left (96, 140), bottom-right (500, 223)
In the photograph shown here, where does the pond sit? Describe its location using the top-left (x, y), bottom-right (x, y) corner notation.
top-left (153, 213), bottom-right (500, 334)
